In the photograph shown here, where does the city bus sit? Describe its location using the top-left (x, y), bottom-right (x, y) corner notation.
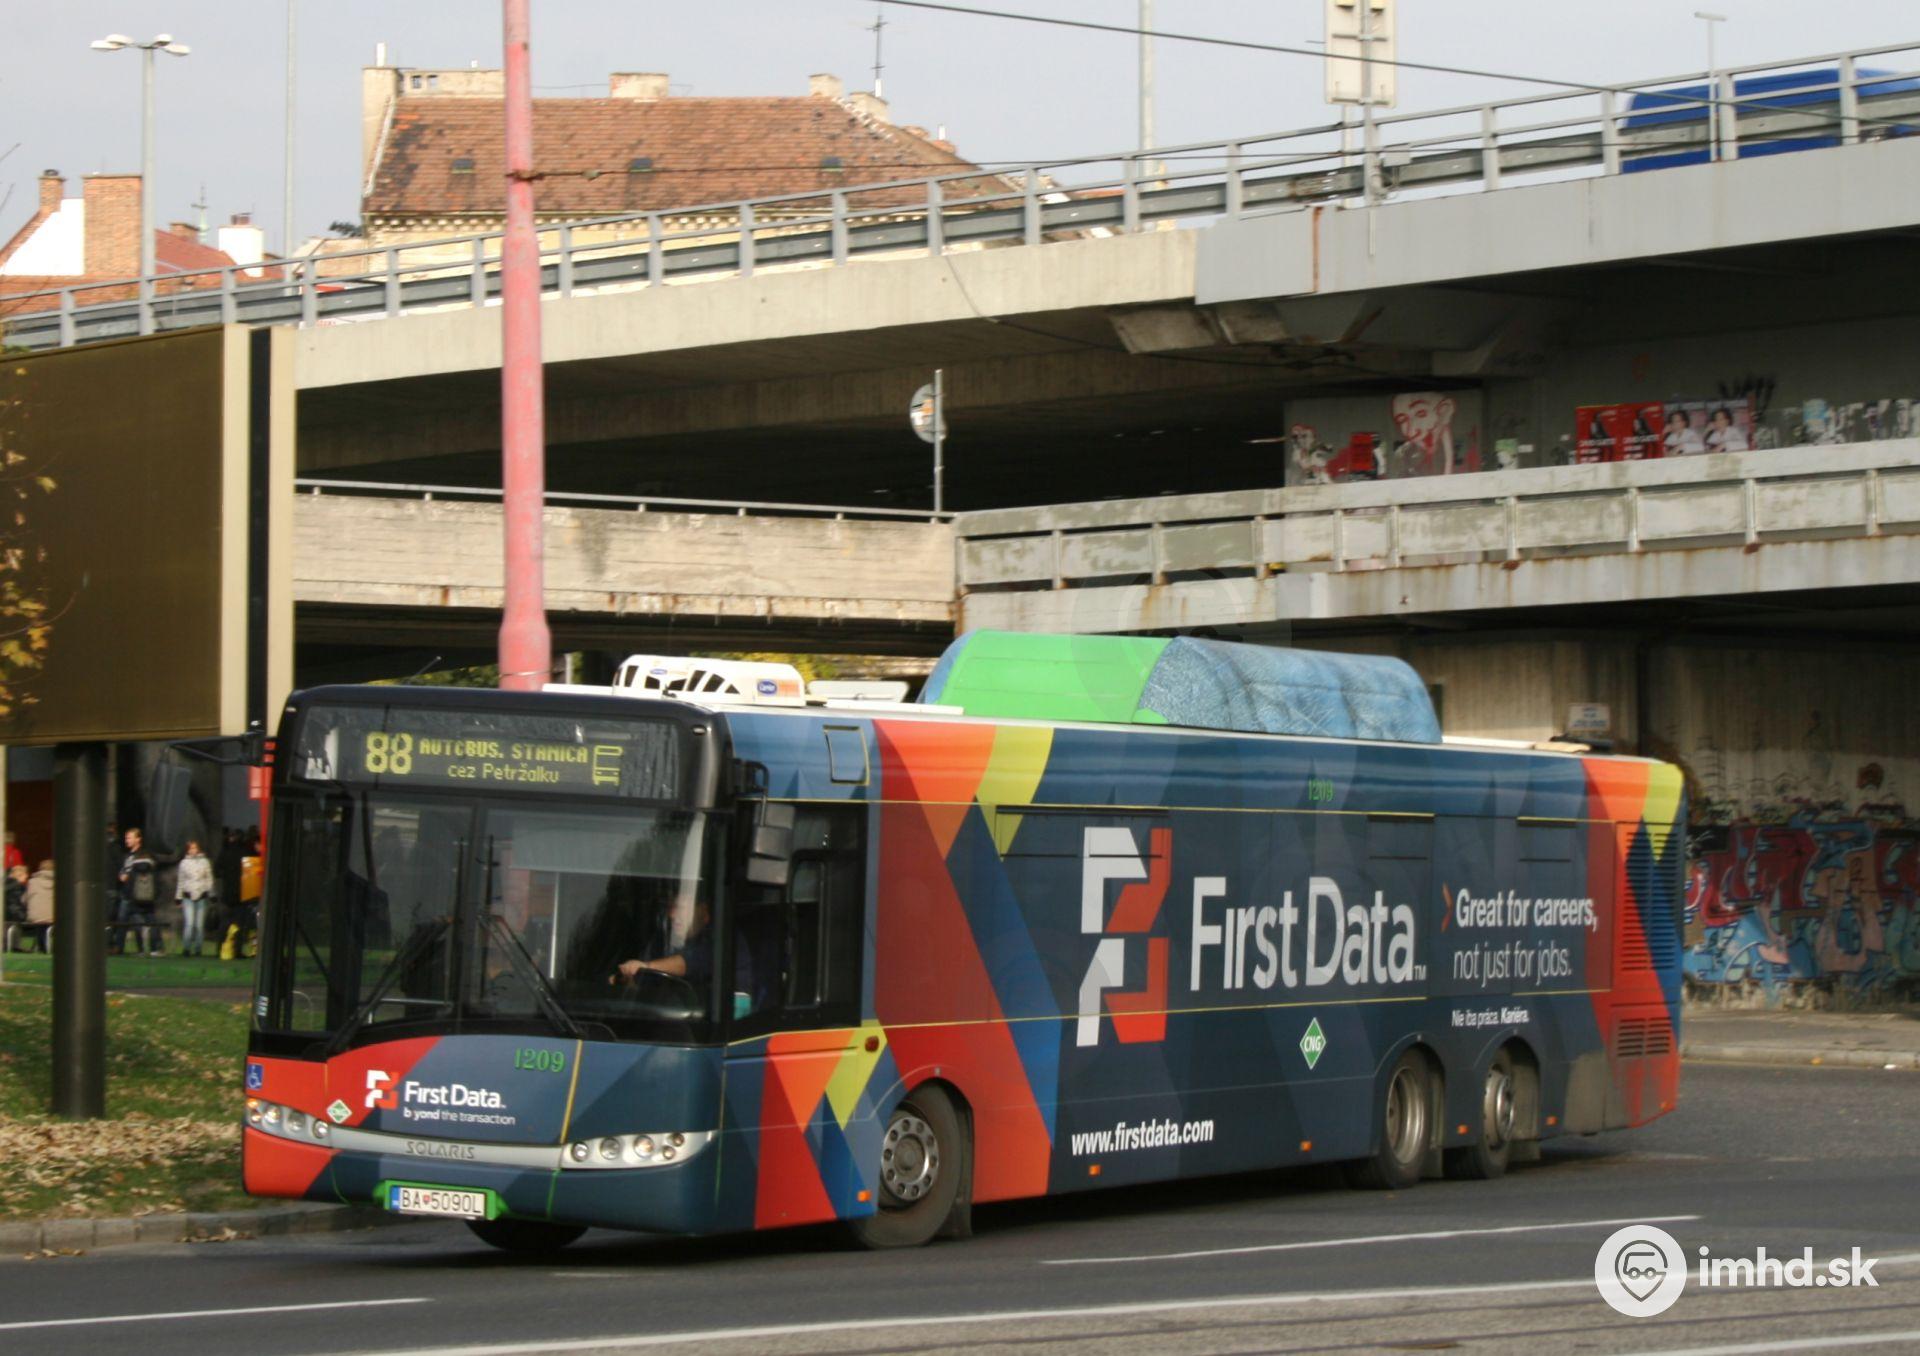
top-left (241, 632), bottom-right (1684, 1253)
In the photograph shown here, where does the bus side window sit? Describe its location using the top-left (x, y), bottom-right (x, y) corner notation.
top-left (786, 859), bottom-right (825, 1008)
top-left (738, 807), bottom-right (863, 1032)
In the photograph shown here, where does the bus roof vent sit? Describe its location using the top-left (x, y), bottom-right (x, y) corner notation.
top-left (807, 680), bottom-right (911, 703)
top-left (611, 655), bottom-right (807, 706)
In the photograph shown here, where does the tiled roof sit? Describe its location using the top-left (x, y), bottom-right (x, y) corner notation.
top-left (155, 229), bottom-right (241, 275)
top-left (366, 95), bottom-right (1009, 218)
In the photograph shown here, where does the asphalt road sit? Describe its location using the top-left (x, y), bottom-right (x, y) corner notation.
top-left (5, 1062), bottom-right (1919, 1356)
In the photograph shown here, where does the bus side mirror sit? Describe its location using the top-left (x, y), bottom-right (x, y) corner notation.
top-left (745, 800), bottom-right (794, 888)
top-left (148, 759), bottom-right (194, 855)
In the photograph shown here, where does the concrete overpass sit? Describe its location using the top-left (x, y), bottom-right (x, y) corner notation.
top-left (954, 440), bottom-right (1920, 638)
top-left (289, 438), bottom-right (1919, 676)
top-left (15, 43), bottom-right (1920, 515)
top-left (290, 486), bottom-right (955, 678)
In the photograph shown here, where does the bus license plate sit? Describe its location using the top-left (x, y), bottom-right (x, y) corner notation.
top-left (388, 1185), bottom-right (488, 1219)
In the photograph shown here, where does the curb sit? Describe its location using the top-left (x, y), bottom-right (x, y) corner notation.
top-left (0, 1201), bottom-right (399, 1259)
top-left (1683, 1042), bottom-right (1920, 1070)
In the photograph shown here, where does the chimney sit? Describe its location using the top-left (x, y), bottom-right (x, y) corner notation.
top-left (82, 174), bottom-right (142, 278)
top-left (846, 91), bottom-right (890, 123)
top-left (808, 73), bottom-right (843, 100)
top-left (362, 65), bottom-right (402, 193)
top-left (38, 170), bottom-right (64, 212)
top-left (219, 212), bottom-right (267, 276)
top-left (167, 221), bottom-right (198, 239)
top-left (609, 72), bottom-right (670, 100)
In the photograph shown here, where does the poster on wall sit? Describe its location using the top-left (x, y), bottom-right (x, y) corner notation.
top-left (1574, 402), bottom-right (1664, 463)
top-left (1662, 396), bottom-right (1754, 455)
top-left (1283, 391), bottom-right (1483, 485)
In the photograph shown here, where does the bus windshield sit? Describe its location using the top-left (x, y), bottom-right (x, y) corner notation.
top-left (258, 790), bottom-right (724, 1047)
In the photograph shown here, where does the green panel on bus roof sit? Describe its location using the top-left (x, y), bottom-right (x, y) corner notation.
top-left (921, 632), bottom-right (1170, 724)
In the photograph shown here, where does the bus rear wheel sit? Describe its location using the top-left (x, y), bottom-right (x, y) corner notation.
top-left (1444, 1049), bottom-right (1517, 1180)
top-left (466, 1217), bottom-right (586, 1255)
top-left (850, 1085), bottom-right (965, 1249)
top-left (1344, 1050), bottom-right (1431, 1191)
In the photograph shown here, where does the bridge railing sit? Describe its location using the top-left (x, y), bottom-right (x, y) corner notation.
top-left (7, 41), bottom-right (1920, 351)
top-left (294, 478), bottom-right (950, 523)
top-left (953, 442), bottom-right (1920, 592)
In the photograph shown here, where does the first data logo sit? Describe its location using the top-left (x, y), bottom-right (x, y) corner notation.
top-left (1595, 1224), bottom-right (1688, 1317)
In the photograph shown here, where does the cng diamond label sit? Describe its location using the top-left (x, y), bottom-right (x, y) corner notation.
top-left (327, 1099), bottom-right (353, 1124)
top-left (1299, 1017), bottom-right (1327, 1069)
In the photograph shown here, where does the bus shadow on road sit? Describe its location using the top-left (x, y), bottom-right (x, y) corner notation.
top-left (362, 1147), bottom-right (1639, 1274)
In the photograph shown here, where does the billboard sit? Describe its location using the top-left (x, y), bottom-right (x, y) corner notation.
top-left (0, 327), bottom-right (292, 744)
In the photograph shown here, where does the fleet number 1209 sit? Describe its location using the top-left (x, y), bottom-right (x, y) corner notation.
top-left (514, 1048), bottom-right (567, 1073)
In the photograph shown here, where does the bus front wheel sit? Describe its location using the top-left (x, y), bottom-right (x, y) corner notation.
top-left (1344, 1050), bottom-right (1432, 1191)
top-left (466, 1217), bottom-right (586, 1255)
top-left (850, 1085), bottom-right (966, 1249)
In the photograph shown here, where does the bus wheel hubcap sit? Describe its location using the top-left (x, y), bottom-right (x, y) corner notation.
top-left (1484, 1069), bottom-right (1515, 1149)
top-left (881, 1110), bottom-right (939, 1205)
top-left (1386, 1066), bottom-right (1425, 1163)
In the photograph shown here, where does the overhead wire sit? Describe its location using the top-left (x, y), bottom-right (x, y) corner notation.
top-left (860, 0), bottom-right (1920, 136)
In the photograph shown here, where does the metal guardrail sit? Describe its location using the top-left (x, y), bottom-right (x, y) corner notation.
top-left (953, 442), bottom-right (1920, 591)
top-left (7, 42), bottom-right (1920, 351)
top-left (295, 477), bottom-right (950, 522)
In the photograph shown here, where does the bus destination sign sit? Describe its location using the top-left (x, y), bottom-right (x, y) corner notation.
top-left (358, 730), bottom-right (625, 791)
top-left (293, 704), bottom-right (684, 800)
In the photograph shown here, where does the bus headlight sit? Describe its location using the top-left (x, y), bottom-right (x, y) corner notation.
top-left (561, 1130), bottom-right (714, 1171)
top-left (245, 1098), bottom-right (335, 1147)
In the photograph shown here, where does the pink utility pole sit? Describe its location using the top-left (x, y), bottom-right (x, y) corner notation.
top-left (497, 0), bottom-right (552, 691)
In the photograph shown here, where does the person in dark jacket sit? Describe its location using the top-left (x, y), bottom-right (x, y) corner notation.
top-left (118, 827), bottom-right (161, 957)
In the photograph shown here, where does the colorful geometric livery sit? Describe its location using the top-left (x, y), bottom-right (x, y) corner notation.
top-left (245, 690), bottom-right (1684, 1238)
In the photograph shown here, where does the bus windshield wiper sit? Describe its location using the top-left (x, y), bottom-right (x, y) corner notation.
top-left (322, 915), bottom-right (453, 1057)
top-left (482, 912), bottom-right (587, 1041)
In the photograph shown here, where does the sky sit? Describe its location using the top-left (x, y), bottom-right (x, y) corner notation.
top-left (2, 1), bottom-right (1917, 254)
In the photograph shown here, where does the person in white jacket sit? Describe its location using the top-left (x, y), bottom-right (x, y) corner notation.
top-left (175, 840), bottom-right (215, 957)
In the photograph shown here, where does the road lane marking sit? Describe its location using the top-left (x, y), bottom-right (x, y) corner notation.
top-left (0, 1298), bottom-right (431, 1332)
top-left (1626, 1333), bottom-right (1920, 1356)
top-left (1043, 1213), bottom-right (1704, 1265)
top-left (345, 1279), bottom-right (1615, 1355)
top-left (350, 1254), bottom-right (1920, 1356)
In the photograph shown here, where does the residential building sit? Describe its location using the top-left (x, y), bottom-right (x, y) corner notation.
top-left (341, 64), bottom-right (1013, 272)
top-left (0, 170), bottom-right (264, 317)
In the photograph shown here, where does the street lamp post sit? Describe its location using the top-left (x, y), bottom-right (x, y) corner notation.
top-left (90, 33), bottom-right (191, 284)
top-left (285, 0), bottom-right (297, 260)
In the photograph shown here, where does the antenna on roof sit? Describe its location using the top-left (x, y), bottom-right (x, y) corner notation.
top-left (868, 5), bottom-right (887, 99)
top-left (190, 184), bottom-right (208, 244)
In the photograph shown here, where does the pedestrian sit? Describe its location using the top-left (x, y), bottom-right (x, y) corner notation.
top-left (175, 838), bottom-right (213, 958)
top-left (215, 828), bottom-right (243, 944)
top-left (3, 863), bottom-right (24, 951)
top-left (105, 821), bottom-right (124, 949)
top-left (234, 827), bottom-right (263, 959)
top-left (118, 826), bottom-right (161, 957)
top-left (23, 859), bottom-right (53, 953)
top-left (3, 830), bottom-right (23, 873)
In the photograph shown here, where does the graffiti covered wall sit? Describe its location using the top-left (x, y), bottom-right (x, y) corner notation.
top-left (1646, 645), bottom-right (1914, 1003)
top-left (1682, 812), bottom-right (1920, 998)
